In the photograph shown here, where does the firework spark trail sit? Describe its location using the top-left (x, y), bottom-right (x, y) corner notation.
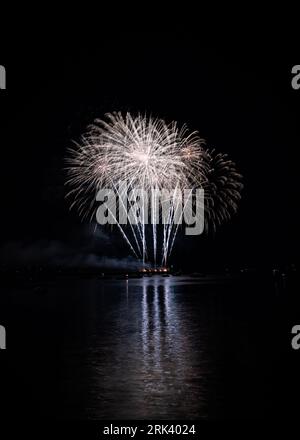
top-left (65, 112), bottom-right (243, 266)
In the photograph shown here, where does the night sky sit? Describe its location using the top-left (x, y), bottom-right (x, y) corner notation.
top-left (0, 35), bottom-right (299, 269)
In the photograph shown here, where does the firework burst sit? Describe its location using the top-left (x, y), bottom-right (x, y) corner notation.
top-left (65, 112), bottom-right (243, 266)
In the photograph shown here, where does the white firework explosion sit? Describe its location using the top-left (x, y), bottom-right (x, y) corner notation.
top-left (65, 112), bottom-right (243, 266)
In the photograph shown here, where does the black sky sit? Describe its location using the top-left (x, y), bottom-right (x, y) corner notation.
top-left (0, 35), bottom-right (299, 268)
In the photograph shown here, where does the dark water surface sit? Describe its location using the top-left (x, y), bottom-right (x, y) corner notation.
top-left (2, 274), bottom-right (295, 419)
